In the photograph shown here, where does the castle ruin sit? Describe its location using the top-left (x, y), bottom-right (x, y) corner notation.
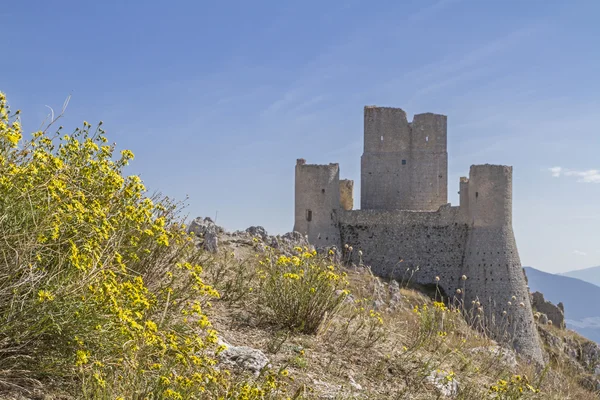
top-left (293, 106), bottom-right (544, 364)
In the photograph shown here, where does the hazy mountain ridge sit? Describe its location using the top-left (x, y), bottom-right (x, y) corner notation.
top-left (524, 266), bottom-right (600, 343)
top-left (561, 265), bottom-right (600, 288)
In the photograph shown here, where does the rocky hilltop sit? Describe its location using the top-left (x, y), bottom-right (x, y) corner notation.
top-left (180, 216), bottom-right (600, 399)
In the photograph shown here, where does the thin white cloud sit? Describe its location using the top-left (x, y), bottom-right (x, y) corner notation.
top-left (549, 166), bottom-right (562, 177)
top-left (565, 169), bottom-right (600, 183)
top-left (548, 167), bottom-right (600, 183)
top-left (573, 250), bottom-right (587, 256)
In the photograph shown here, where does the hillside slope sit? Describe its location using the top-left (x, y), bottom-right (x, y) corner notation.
top-left (525, 266), bottom-right (600, 343)
top-left (183, 219), bottom-right (600, 399)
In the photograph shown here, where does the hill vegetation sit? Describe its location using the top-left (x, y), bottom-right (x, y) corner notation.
top-left (0, 92), bottom-right (598, 399)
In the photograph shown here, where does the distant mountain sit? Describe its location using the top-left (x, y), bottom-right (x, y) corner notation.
top-left (561, 265), bottom-right (600, 288)
top-left (524, 266), bottom-right (600, 343)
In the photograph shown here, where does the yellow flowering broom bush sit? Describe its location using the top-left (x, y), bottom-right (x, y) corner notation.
top-left (0, 92), bottom-right (281, 399)
top-left (409, 300), bottom-right (462, 351)
top-left (256, 247), bottom-right (349, 334)
top-left (488, 374), bottom-right (541, 399)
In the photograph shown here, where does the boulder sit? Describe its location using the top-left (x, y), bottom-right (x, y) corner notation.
top-left (531, 291), bottom-right (565, 329)
top-left (218, 339), bottom-right (270, 377)
top-left (187, 217), bottom-right (221, 253)
top-left (426, 370), bottom-right (459, 397)
top-left (246, 226), bottom-right (269, 241)
top-left (389, 280), bottom-right (402, 307)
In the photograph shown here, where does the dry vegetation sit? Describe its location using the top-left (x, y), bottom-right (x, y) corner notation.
top-left (0, 91), bottom-right (598, 399)
top-left (202, 237), bottom-right (600, 399)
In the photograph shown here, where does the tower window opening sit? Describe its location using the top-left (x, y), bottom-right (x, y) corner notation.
top-left (380, 135), bottom-right (384, 141)
top-left (321, 189), bottom-right (325, 194)
top-left (475, 192), bottom-right (479, 198)
top-left (306, 209), bottom-right (312, 222)
top-left (402, 159), bottom-right (407, 165)
top-left (425, 136), bottom-right (429, 142)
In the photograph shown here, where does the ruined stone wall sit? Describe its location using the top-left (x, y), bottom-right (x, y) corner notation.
top-left (361, 106), bottom-right (447, 211)
top-left (292, 104), bottom-right (545, 364)
top-left (462, 165), bottom-right (544, 365)
top-left (338, 205), bottom-right (468, 298)
top-left (459, 177), bottom-right (469, 218)
top-left (293, 159), bottom-right (341, 248)
top-left (339, 179), bottom-right (354, 211)
top-left (336, 165), bottom-right (544, 365)
top-left (531, 292), bottom-right (565, 328)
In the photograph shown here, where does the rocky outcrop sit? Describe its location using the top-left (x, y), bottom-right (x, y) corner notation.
top-left (188, 217), bottom-right (222, 253)
top-left (217, 338), bottom-right (270, 377)
top-left (531, 291), bottom-right (565, 329)
top-left (538, 323), bottom-right (600, 390)
top-left (230, 226), bottom-right (313, 256)
top-left (426, 370), bottom-right (459, 397)
top-left (188, 216), bottom-right (316, 259)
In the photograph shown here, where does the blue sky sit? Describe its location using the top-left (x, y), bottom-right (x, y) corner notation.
top-left (2, 0), bottom-right (599, 273)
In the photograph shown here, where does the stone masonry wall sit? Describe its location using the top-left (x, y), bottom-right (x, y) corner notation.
top-left (339, 179), bottom-right (354, 211)
top-left (462, 165), bottom-right (544, 364)
top-left (294, 106), bottom-right (545, 365)
top-left (338, 205), bottom-right (468, 298)
top-left (361, 106), bottom-right (448, 211)
top-left (293, 159), bottom-right (341, 248)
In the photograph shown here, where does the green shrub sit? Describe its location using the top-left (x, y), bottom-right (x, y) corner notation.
top-left (0, 92), bottom-right (283, 399)
top-left (256, 247), bottom-right (349, 334)
top-left (488, 375), bottom-right (541, 399)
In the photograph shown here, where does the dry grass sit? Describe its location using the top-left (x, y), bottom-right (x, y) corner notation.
top-left (201, 237), bottom-right (600, 399)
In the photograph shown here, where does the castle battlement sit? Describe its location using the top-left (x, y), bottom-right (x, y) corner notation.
top-left (293, 106), bottom-right (544, 365)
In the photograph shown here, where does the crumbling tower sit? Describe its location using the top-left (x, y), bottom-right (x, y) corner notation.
top-left (462, 165), bottom-right (544, 364)
top-left (361, 106), bottom-right (448, 211)
top-left (293, 159), bottom-right (345, 248)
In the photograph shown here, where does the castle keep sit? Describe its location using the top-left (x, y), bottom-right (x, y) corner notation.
top-left (294, 106), bottom-right (544, 364)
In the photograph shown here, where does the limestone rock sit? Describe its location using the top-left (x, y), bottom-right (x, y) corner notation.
top-left (246, 226), bottom-right (269, 241)
top-left (531, 291), bottom-right (565, 329)
top-left (188, 217), bottom-right (221, 253)
top-left (581, 341), bottom-right (600, 372)
top-left (204, 232), bottom-right (218, 253)
top-left (538, 325), bottom-right (600, 376)
top-left (468, 345), bottom-right (518, 370)
top-left (279, 231), bottom-right (311, 249)
top-left (218, 339), bottom-right (270, 377)
top-left (372, 299), bottom-right (385, 311)
top-left (426, 370), bottom-right (459, 397)
top-left (240, 227), bottom-right (313, 256)
top-left (188, 216), bottom-right (223, 235)
top-left (389, 280), bottom-right (402, 307)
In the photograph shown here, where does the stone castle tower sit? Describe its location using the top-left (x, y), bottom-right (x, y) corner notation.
top-left (361, 106), bottom-right (447, 211)
top-left (293, 106), bottom-right (544, 365)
